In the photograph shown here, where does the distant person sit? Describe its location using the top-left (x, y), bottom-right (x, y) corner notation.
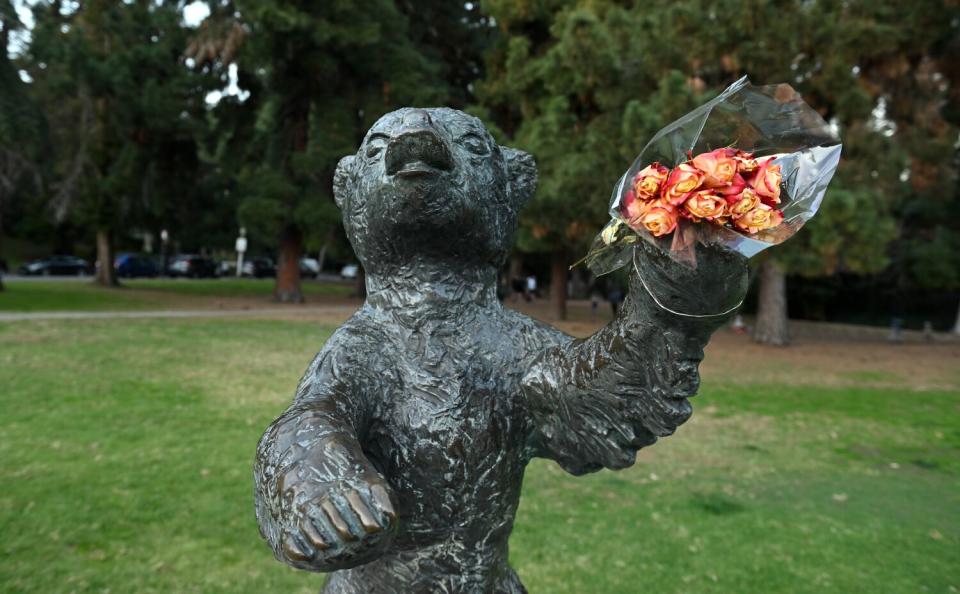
top-left (525, 275), bottom-right (538, 301)
top-left (731, 314), bottom-right (748, 334)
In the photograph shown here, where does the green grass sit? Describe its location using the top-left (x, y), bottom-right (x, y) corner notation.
top-left (0, 279), bottom-right (353, 312)
top-left (1, 319), bottom-right (957, 593)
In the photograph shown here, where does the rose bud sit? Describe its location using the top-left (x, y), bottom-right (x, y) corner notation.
top-left (632, 162), bottom-right (669, 201)
top-left (661, 163), bottom-right (705, 205)
top-left (683, 189), bottom-right (728, 221)
top-left (692, 148), bottom-right (738, 188)
top-left (749, 156), bottom-right (783, 205)
top-left (636, 203), bottom-right (679, 237)
top-left (726, 187), bottom-right (761, 218)
top-left (733, 203), bottom-right (784, 234)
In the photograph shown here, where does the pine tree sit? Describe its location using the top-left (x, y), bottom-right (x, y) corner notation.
top-left (190, 1), bottom-right (452, 302)
top-left (477, 0), bottom-right (957, 333)
top-left (0, 0), bottom-right (45, 291)
top-left (23, 0), bottom-right (213, 286)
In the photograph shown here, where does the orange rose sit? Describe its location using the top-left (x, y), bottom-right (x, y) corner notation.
top-left (683, 190), bottom-right (727, 221)
top-left (691, 148), bottom-right (738, 188)
top-left (733, 203), bottom-right (784, 234)
top-left (636, 203), bottom-right (679, 237)
top-left (661, 163), bottom-right (704, 205)
top-left (632, 162), bottom-right (669, 201)
top-left (748, 156), bottom-right (783, 204)
top-left (726, 187), bottom-right (761, 218)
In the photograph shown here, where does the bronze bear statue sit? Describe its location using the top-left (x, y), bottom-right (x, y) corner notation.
top-left (254, 107), bottom-right (748, 593)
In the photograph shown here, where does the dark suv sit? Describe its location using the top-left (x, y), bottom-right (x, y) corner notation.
top-left (168, 255), bottom-right (218, 278)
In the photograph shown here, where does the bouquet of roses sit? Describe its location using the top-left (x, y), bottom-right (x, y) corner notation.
top-left (580, 77), bottom-right (842, 274)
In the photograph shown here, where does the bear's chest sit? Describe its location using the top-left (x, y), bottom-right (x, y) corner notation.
top-left (363, 327), bottom-right (528, 530)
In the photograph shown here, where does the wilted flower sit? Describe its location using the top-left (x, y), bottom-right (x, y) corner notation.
top-left (734, 150), bottom-right (758, 173)
top-left (601, 219), bottom-right (623, 245)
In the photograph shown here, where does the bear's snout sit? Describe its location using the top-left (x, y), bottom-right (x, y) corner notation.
top-left (385, 123), bottom-right (454, 179)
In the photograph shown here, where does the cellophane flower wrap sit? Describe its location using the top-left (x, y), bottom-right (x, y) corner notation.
top-left (582, 77), bottom-right (842, 274)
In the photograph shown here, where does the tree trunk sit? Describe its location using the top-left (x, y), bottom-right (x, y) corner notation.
top-left (508, 254), bottom-right (524, 300)
top-left (753, 258), bottom-right (789, 345)
top-left (274, 225), bottom-right (304, 303)
top-left (95, 228), bottom-right (118, 287)
top-left (953, 297), bottom-right (960, 335)
top-left (0, 225), bottom-right (5, 292)
top-left (550, 248), bottom-right (568, 321)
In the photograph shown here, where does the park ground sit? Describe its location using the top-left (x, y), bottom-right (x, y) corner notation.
top-left (0, 280), bottom-right (958, 593)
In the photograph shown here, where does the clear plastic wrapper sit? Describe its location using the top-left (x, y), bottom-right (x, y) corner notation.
top-left (582, 77), bottom-right (842, 275)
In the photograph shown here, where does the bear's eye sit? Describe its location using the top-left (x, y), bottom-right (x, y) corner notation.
top-left (365, 134), bottom-right (389, 158)
top-left (459, 133), bottom-right (489, 156)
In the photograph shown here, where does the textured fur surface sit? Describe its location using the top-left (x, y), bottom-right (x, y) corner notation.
top-left (254, 108), bottom-right (748, 593)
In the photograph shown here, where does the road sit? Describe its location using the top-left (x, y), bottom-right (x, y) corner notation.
top-left (0, 273), bottom-right (350, 283)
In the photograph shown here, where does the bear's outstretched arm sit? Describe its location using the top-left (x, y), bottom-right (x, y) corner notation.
top-left (521, 241), bottom-right (748, 475)
top-left (254, 328), bottom-right (397, 573)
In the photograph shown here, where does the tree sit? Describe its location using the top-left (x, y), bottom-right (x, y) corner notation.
top-left (23, 0), bottom-right (213, 286)
top-left (477, 0), bottom-right (956, 334)
top-left (477, 2), bottom-right (702, 319)
top-left (186, 2), bottom-right (459, 302)
top-left (0, 0), bottom-right (45, 291)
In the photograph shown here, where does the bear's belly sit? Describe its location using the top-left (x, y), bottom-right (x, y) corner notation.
top-left (365, 371), bottom-right (528, 550)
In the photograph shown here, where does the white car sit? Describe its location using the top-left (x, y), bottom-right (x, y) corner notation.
top-left (340, 264), bottom-right (359, 279)
top-left (300, 257), bottom-right (321, 278)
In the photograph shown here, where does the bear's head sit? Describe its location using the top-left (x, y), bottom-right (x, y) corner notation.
top-left (334, 108), bottom-right (536, 276)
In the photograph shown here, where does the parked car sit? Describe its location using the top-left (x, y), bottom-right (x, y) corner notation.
top-left (114, 253), bottom-right (159, 278)
top-left (18, 255), bottom-right (92, 276)
top-left (340, 264), bottom-right (359, 279)
top-left (300, 257), bottom-right (321, 279)
top-left (242, 257), bottom-right (276, 278)
top-left (168, 255), bottom-right (218, 278)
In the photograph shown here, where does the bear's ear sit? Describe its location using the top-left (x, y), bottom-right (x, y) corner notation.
top-left (333, 155), bottom-right (356, 210)
top-left (502, 147), bottom-right (537, 209)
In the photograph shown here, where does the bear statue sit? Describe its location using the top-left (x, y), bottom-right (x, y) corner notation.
top-left (254, 107), bottom-right (748, 593)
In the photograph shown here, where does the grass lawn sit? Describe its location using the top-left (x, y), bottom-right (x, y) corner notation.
top-left (0, 319), bottom-right (957, 593)
top-left (0, 279), bottom-right (353, 312)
